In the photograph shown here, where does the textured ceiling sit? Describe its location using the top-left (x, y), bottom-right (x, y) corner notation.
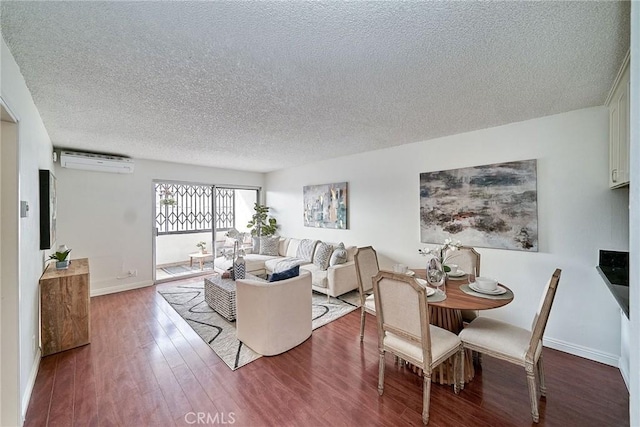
top-left (1, 1), bottom-right (630, 173)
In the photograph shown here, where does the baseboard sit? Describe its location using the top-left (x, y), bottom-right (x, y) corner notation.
top-left (543, 336), bottom-right (619, 367)
top-left (21, 348), bottom-right (41, 423)
top-left (619, 357), bottom-right (631, 391)
top-left (90, 280), bottom-right (154, 297)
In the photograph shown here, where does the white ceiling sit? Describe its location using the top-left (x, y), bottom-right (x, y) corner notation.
top-left (1, 1), bottom-right (630, 173)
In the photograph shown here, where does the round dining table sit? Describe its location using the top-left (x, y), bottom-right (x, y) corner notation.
top-left (413, 269), bottom-right (514, 385)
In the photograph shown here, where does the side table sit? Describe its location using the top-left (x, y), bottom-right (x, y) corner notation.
top-left (39, 258), bottom-right (91, 356)
top-left (189, 252), bottom-right (213, 270)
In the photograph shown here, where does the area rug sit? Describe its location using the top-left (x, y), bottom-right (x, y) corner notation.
top-left (157, 282), bottom-right (359, 370)
top-left (160, 262), bottom-right (214, 276)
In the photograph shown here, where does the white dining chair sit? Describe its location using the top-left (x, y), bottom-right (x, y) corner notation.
top-left (458, 268), bottom-right (561, 423)
top-left (373, 270), bottom-right (463, 425)
top-left (354, 246), bottom-right (379, 341)
top-left (443, 245), bottom-right (481, 323)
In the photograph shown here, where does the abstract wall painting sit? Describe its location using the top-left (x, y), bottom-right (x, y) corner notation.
top-left (303, 182), bottom-right (348, 229)
top-left (419, 160), bottom-right (538, 251)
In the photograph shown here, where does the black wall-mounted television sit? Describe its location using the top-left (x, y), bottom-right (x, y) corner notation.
top-left (39, 169), bottom-right (57, 250)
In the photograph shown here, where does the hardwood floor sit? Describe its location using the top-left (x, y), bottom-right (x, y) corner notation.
top-left (25, 277), bottom-right (629, 426)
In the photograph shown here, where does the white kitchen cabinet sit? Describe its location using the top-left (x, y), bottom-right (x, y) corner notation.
top-left (607, 51), bottom-right (630, 189)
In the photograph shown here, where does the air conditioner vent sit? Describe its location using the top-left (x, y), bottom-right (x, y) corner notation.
top-left (60, 151), bottom-right (134, 174)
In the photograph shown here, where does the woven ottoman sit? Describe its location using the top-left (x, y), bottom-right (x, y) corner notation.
top-left (204, 273), bottom-right (264, 321)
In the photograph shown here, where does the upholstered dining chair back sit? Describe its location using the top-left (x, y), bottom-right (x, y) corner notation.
top-left (354, 246), bottom-right (379, 295)
top-left (527, 268), bottom-right (561, 362)
top-left (373, 271), bottom-right (431, 366)
top-left (444, 246), bottom-right (481, 324)
top-left (354, 246), bottom-right (381, 341)
top-left (442, 246), bottom-right (480, 276)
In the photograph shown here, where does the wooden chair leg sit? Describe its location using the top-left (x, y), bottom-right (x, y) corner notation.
top-left (378, 350), bottom-right (385, 396)
top-left (359, 308), bottom-right (366, 342)
top-left (422, 373), bottom-right (432, 425)
top-left (526, 363), bottom-right (540, 423)
top-left (458, 347), bottom-right (465, 392)
top-left (537, 355), bottom-right (546, 397)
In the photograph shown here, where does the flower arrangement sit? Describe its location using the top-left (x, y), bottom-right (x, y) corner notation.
top-left (418, 238), bottom-right (462, 272)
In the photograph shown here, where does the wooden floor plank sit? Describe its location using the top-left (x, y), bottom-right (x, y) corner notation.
top-left (24, 277), bottom-right (630, 427)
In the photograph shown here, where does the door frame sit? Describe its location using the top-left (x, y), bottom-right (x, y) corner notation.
top-left (151, 179), bottom-right (260, 284)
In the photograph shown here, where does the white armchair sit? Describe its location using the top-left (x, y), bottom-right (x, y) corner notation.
top-left (235, 270), bottom-right (312, 356)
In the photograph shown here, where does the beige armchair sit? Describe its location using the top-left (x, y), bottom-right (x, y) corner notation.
top-left (373, 270), bottom-right (463, 425)
top-left (459, 268), bottom-right (561, 423)
top-left (235, 270), bottom-right (312, 356)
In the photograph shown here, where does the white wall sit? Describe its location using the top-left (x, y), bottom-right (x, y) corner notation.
top-left (1, 37), bottom-right (55, 423)
top-left (55, 159), bottom-right (263, 296)
top-left (156, 231), bottom-right (212, 265)
top-left (266, 107), bottom-right (628, 364)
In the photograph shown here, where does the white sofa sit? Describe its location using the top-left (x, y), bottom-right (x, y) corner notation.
top-left (213, 237), bottom-right (358, 297)
top-left (235, 270), bottom-right (312, 356)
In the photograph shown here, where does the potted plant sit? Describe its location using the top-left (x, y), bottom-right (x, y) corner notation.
top-left (246, 203), bottom-right (278, 252)
top-left (49, 247), bottom-right (72, 269)
top-left (247, 203), bottom-right (278, 237)
top-left (196, 241), bottom-right (207, 254)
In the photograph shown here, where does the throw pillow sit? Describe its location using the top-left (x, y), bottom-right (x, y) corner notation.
top-left (259, 236), bottom-right (280, 256)
top-left (296, 239), bottom-right (318, 263)
top-left (268, 265), bottom-right (300, 282)
top-left (313, 242), bottom-right (333, 270)
top-left (329, 242), bottom-right (348, 266)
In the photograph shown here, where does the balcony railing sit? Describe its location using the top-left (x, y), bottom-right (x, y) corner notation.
top-left (155, 183), bottom-right (234, 235)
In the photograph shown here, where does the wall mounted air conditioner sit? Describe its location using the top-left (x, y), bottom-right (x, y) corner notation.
top-left (60, 151), bottom-right (135, 174)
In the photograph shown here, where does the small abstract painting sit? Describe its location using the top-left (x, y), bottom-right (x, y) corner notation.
top-left (419, 160), bottom-right (538, 251)
top-left (303, 182), bottom-right (348, 229)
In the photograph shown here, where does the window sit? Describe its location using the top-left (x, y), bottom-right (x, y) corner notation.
top-left (155, 183), bottom-right (237, 235)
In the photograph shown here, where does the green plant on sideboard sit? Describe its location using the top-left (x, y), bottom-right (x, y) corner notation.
top-left (49, 249), bottom-right (71, 262)
top-left (49, 247), bottom-right (72, 269)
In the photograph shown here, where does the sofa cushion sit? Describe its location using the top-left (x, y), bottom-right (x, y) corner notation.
top-left (265, 257), bottom-right (308, 273)
top-left (313, 242), bottom-right (333, 270)
top-left (259, 236), bottom-right (280, 256)
top-left (286, 238), bottom-right (302, 257)
top-left (329, 242), bottom-right (348, 267)
top-left (269, 265), bottom-right (300, 282)
top-left (300, 263), bottom-right (328, 288)
top-left (296, 239), bottom-right (319, 263)
top-left (278, 238), bottom-right (290, 256)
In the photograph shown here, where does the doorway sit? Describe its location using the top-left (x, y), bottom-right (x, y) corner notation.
top-left (1, 99), bottom-right (21, 426)
top-left (152, 181), bottom-right (259, 283)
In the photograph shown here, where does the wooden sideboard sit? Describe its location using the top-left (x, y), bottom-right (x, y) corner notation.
top-left (39, 258), bottom-right (91, 356)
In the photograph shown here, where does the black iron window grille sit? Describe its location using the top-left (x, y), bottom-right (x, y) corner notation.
top-left (155, 183), bottom-right (235, 235)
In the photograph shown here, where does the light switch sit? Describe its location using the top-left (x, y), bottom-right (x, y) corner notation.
top-left (20, 201), bottom-right (29, 218)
